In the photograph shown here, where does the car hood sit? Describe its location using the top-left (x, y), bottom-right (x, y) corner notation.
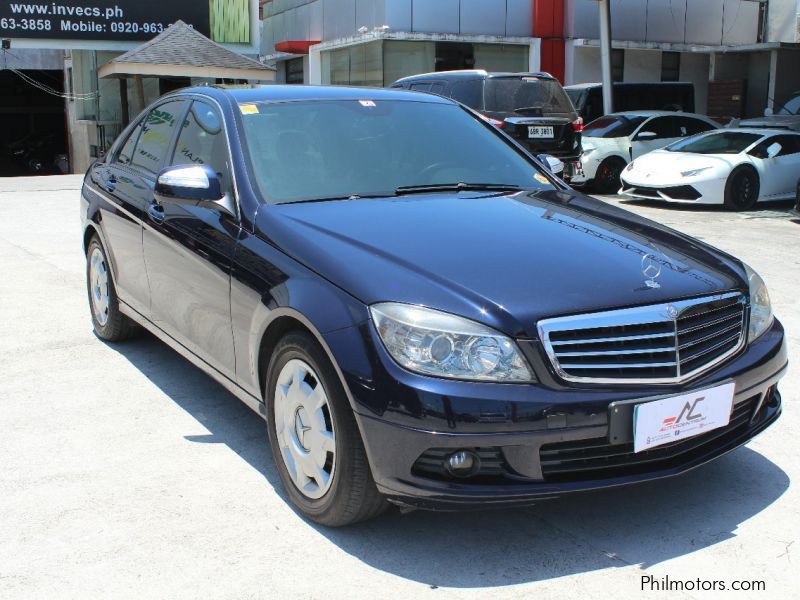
top-left (257, 190), bottom-right (746, 338)
top-left (628, 150), bottom-right (742, 178)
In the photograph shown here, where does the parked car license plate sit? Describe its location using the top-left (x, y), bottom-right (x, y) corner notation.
top-left (528, 126), bottom-right (554, 139)
top-left (632, 382), bottom-right (735, 453)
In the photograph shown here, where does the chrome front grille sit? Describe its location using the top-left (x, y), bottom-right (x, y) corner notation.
top-left (538, 292), bottom-right (747, 384)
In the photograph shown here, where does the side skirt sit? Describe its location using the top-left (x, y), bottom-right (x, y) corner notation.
top-left (119, 301), bottom-right (267, 420)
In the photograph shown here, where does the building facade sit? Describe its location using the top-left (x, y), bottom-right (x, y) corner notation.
top-left (1, 0), bottom-right (263, 175)
top-left (261, 0), bottom-right (800, 119)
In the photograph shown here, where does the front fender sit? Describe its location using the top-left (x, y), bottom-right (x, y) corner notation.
top-left (231, 228), bottom-right (369, 402)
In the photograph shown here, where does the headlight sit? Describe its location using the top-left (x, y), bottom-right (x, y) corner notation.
top-left (744, 263), bottom-right (774, 341)
top-left (370, 303), bottom-right (534, 382)
top-left (681, 166), bottom-right (712, 178)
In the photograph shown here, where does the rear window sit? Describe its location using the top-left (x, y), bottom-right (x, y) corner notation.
top-left (583, 115), bottom-right (648, 138)
top-left (484, 77), bottom-right (574, 115)
top-left (666, 131), bottom-right (761, 154)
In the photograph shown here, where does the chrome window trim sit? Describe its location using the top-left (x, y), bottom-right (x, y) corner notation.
top-left (537, 291), bottom-right (748, 385)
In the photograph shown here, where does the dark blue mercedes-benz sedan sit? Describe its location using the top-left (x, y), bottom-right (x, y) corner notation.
top-left (81, 85), bottom-right (786, 526)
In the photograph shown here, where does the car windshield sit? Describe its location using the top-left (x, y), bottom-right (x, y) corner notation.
top-left (665, 131), bottom-right (761, 154)
top-left (484, 77), bottom-right (574, 115)
top-left (583, 115), bottom-right (648, 138)
top-left (239, 99), bottom-right (555, 204)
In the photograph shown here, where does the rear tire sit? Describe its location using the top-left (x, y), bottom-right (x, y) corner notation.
top-left (86, 235), bottom-right (139, 342)
top-left (265, 331), bottom-right (387, 527)
top-left (724, 166), bottom-right (759, 211)
top-left (593, 157), bottom-right (627, 194)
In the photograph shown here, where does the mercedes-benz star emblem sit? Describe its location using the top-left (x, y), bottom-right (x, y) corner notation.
top-left (641, 253), bottom-right (662, 289)
top-left (294, 408), bottom-right (312, 452)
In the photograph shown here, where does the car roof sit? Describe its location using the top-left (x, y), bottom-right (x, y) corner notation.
top-left (393, 70), bottom-right (556, 84)
top-left (172, 84), bottom-right (455, 105)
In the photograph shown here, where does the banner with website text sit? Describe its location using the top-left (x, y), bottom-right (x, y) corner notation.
top-left (0, 0), bottom-right (251, 43)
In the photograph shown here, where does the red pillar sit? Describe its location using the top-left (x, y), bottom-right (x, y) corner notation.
top-left (532, 0), bottom-right (565, 83)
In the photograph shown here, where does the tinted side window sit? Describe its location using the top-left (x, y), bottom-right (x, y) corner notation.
top-left (773, 135), bottom-right (800, 156)
top-left (171, 101), bottom-right (230, 194)
top-left (638, 116), bottom-right (677, 139)
top-left (448, 80), bottom-right (483, 109)
top-left (131, 100), bottom-right (185, 176)
top-left (429, 82), bottom-right (447, 95)
top-left (116, 123), bottom-right (142, 166)
top-left (675, 117), bottom-right (715, 137)
top-left (409, 82), bottom-right (432, 92)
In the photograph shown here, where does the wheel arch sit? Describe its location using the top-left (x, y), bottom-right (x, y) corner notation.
top-left (83, 222), bottom-right (100, 254)
top-left (254, 307), bottom-right (366, 416)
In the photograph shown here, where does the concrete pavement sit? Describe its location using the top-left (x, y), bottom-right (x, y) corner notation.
top-left (0, 176), bottom-right (798, 599)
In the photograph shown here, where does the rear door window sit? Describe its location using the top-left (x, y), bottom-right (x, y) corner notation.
top-left (583, 115), bottom-right (648, 138)
top-left (429, 82), bottom-right (447, 96)
top-left (772, 135), bottom-right (800, 156)
top-left (131, 100), bottom-right (186, 176)
top-left (674, 116), bottom-right (716, 138)
top-left (448, 79), bottom-right (484, 109)
top-left (637, 116), bottom-right (678, 140)
top-left (115, 123), bottom-right (143, 166)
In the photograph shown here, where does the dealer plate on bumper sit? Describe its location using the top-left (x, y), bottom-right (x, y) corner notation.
top-left (632, 382), bottom-right (735, 453)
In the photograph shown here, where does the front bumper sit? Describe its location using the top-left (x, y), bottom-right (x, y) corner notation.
top-left (325, 320), bottom-right (787, 511)
top-left (620, 175), bottom-right (727, 204)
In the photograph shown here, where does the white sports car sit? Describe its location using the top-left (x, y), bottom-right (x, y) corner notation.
top-left (620, 128), bottom-right (800, 210)
top-left (571, 111), bottom-right (719, 193)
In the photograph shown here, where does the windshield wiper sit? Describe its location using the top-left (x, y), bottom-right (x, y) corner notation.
top-left (395, 182), bottom-right (523, 195)
top-left (280, 192), bottom-right (397, 205)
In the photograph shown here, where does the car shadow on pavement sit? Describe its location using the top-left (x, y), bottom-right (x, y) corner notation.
top-left (110, 332), bottom-right (791, 589)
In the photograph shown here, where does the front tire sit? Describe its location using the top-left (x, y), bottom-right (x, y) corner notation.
top-left (593, 157), bottom-right (627, 194)
top-left (265, 331), bottom-right (387, 526)
top-left (86, 235), bottom-right (139, 341)
top-left (724, 166), bottom-right (759, 211)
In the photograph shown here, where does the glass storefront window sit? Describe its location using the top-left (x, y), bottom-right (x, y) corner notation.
top-left (322, 41), bottom-right (383, 86)
top-left (383, 41), bottom-right (435, 85)
top-left (322, 40), bottom-right (530, 88)
top-left (473, 44), bottom-right (528, 73)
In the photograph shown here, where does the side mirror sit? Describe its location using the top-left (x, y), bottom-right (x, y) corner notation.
top-left (766, 142), bottom-right (782, 159)
top-left (537, 153), bottom-right (564, 177)
top-left (154, 165), bottom-right (235, 217)
top-left (635, 131), bottom-right (658, 141)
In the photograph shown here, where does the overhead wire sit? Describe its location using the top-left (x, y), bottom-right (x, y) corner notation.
top-left (1, 50), bottom-right (99, 101)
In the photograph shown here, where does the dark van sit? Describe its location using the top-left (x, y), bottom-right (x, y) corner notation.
top-left (565, 82), bottom-right (695, 125)
top-left (391, 70), bottom-right (583, 178)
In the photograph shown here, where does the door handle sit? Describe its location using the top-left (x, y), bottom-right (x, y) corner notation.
top-left (105, 175), bottom-right (117, 193)
top-left (148, 201), bottom-right (165, 223)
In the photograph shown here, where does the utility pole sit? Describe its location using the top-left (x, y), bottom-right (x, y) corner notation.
top-left (598, 0), bottom-right (614, 114)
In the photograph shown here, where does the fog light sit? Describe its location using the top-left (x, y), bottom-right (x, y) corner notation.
top-left (445, 450), bottom-right (479, 478)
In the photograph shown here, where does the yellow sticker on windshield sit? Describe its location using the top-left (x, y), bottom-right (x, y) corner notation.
top-left (534, 174), bottom-right (550, 184)
top-left (239, 104), bottom-right (259, 115)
